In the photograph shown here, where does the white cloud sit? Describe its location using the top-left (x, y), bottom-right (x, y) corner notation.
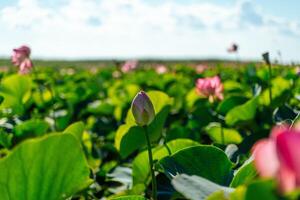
top-left (0, 0), bottom-right (299, 62)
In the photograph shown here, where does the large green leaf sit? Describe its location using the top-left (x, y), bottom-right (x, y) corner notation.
top-left (159, 146), bottom-right (233, 185)
top-left (115, 91), bottom-right (173, 158)
top-left (217, 96), bottom-right (248, 115)
top-left (244, 180), bottom-right (277, 200)
top-left (114, 124), bottom-right (144, 158)
top-left (259, 77), bottom-right (291, 107)
top-left (171, 174), bottom-right (234, 200)
top-left (223, 81), bottom-right (245, 93)
top-left (205, 123), bottom-right (243, 144)
top-left (0, 74), bottom-right (32, 115)
top-left (225, 97), bottom-right (258, 126)
top-left (185, 88), bottom-right (201, 109)
top-left (0, 133), bottom-right (92, 200)
top-left (63, 121), bottom-right (85, 141)
top-left (132, 139), bottom-right (199, 185)
top-left (230, 160), bottom-right (257, 187)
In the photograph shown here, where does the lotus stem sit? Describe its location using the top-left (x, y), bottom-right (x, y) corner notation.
top-left (143, 126), bottom-right (157, 200)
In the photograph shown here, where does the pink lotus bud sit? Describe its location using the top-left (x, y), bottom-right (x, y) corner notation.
top-left (227, 43), bottom-right (238, 53)
top-left (252, 125), bottom-right (300, 193)
top-left (131, 91), bottom-right (155, 126)
top-left (121, 60), bottom-right (138, 73)
top-left (11, 45), bottom-right (33, 74)
top-left (195, 76), bottom-right (224, 102)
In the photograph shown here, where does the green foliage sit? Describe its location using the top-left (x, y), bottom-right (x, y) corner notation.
top-left (115, 91), bottom-right (173, 158)
top-left (260, 77), bottom-right (291, 107)
top-left (159, 146), bottom-right (233, 185)
top-left (63, 121), bottom-right (85, 140)
top-left (0, 62), bottom-right (297, 199)
top-left (132, 139), bottom-right (199, 185)
top-left (205, 123), bottom-right (242, 144)
top-left (0, 131), bottom-right (12, 149)
top-left (0, 133), bottom-right (92, 200)
top-left (14, 119), bottom-right (49, 140)
top-left (171, 174), bottom-right (234, 200)
top-left (225, 97), bottom-right (258, 126)
top-left (0, 74), bottom-right (32, 115)
top-left (244, 180), bottom-right (277, 200)
top-left (111, 195), bottom-right (146, 200)
top-left (230, 160), bottom-right (257, 187)
top-left (217, 96), bottom-right (248, 115)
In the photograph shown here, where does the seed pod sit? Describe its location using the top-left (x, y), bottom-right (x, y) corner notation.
top-left (131, 91), bottom-right (155, 126)
top-left (262, 52), bottom-right (270, 65)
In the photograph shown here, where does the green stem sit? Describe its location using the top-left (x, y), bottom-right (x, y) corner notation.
top-left (290, 111), bottom-right (300, 129)
top-left (47, 84), bottom-right (57, 131)
top-left (162, 134), bottom-right (171, 155)
top-left (220, 124), bottom-right (225, 145)
top-left (267, 63), bottom-right (272, 104)
top-left (143, 126), bottom-right (157, 200)
top-left (164, 141), bottom-right (171, 156)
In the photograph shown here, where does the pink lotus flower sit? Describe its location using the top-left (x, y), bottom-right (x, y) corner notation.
top-left (11, 45), bottom-right (33, 74)
top-left (121, 60), bottom-right (138, 73)
top-left (195, 76), bottom-right (224, 102)
top-left (156, 64), bottom-right (168, 74)
top-left (227, 43), bottom-right (238, 53)
top-left (252, 125), bottom-right (300, 193)
top-left (295, 66), bottom-right (300, 76)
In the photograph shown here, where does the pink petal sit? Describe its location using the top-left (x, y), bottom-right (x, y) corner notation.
top-left (276, 131), bottom-right (300, 182)
top-left (252, 139), bottom-right (280, 177)
top-left (278, 164), bottom-right (297, 193)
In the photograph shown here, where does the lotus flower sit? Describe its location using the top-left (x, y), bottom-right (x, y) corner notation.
top-left (131, 91), bottom-right (155, 126)
top-left (252, 124), bottom-right (300, 193)
top-left (196, 76), bottom-right (224, 102)
top-left (195, 64), bottom-right (208, 74)
top-left (295, 67), bottom-right (300, 76)
top-left (227, 43), bottom-right (238, 53)
top-left (156, 65), bottom-right (168, 74)
top-left (121, 60), bottom-right (138, 73)
top-left (11, 45), bottom-right (33, 74)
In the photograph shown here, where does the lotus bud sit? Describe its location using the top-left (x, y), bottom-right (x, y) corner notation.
top-left (131, 91), bottom-right (155, 126)
top-left (262, 52), bottom-right (270, 65)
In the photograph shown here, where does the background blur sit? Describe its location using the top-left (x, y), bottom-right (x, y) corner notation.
top-left (0, 0), bottom-right (299, 63)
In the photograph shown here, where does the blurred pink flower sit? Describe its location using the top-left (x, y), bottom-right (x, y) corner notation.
top-left (156, 65), bottom-right (168, 74)
top-left (252, 125), bottom-right (300, 193)
top-left (227, 43), bottom-right (238, 53)
top-left (11, 45), bottom-right (33, 74)
top-left (112, 70), bottom-right (122, 78)
top-left (195, 76), bottom-right (223, 102)
top-left (121, 60), bottom-right (138, 73)
top-left (295, 66), bottom-right (300, 76)
top-left (195, 64), bottom-right (208, 74)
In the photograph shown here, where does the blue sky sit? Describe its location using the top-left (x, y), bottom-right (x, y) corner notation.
top-left (0, 0), bottom-right (299, 62)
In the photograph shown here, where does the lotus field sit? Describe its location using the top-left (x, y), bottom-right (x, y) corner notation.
top-left (0, 48), bottom-right (300, 200)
